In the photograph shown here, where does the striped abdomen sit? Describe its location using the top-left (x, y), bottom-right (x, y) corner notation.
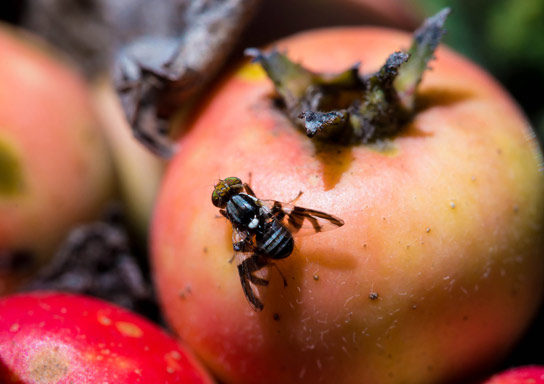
top-left (256, 219), bottom-right (294, 260)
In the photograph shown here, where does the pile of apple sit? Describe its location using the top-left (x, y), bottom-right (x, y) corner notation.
top-left (1, 7), bottom-right (543, 384)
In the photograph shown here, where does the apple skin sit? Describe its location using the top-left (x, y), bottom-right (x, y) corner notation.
top-left (151, 28), bottom-right (544, 384)
top-left (0, 23), bottom-right (115, 294)
top-left (482, 366), bottom-right (544, 383)
top-left (0, 292), bottom-right (215, 383)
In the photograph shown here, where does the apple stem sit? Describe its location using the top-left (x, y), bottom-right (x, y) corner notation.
top-left (247, 8), bottom-right (451, 144)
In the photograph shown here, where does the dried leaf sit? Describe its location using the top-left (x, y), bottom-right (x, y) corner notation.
top-left (254, 8), bottom-right (450, 144)
top-left (23, 205), bottom-right (162, 321)
top-left (22, 0), bottom-right (260, 158)
top-left (394, 7), bottom-right (451, 111)
top-left (114, 0), bottom-right (260, 158)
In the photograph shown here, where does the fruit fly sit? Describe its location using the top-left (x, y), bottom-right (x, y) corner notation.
top-left (212, 177), bottom-right (344, 311)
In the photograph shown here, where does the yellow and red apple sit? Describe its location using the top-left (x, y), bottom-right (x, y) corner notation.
top-left (0, 24), bottom-right (115, 294)
top-left (151, 26), bottom-right (544, 384)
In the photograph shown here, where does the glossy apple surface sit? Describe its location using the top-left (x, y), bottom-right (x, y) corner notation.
top-left (152, 28), bottom-right (544, 384)
top-left (482, 366), bottom-right (544, 384)
top-left (0, 292), bottom-right (214, 383)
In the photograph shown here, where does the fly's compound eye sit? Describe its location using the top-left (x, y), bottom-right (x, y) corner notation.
top-left (212, 181), bottom-right (229, 207)
top-left (211, 188), bottom-right (224, 207)
top-left (212, 177), bottom-right (244, 208)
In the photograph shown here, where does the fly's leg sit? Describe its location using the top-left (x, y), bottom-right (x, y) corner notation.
top-left (243, 182), bottom-right (256, 197)
top-left (269, 262), bottom-right (288, 287)
top-left (230, 235), bottom-right (254, 263)
top-left (287, 190), bottom-right (303, 204)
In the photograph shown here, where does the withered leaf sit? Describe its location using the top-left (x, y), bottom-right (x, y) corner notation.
top-left (252, 8), bottom-right (450, 145)
top-left (23, 0), bottom-right (260, 158)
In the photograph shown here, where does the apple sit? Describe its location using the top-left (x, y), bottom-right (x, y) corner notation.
top-left (482, 365), bottom-right (544, 384)
top-left (151, 25), bottom-right (544, 384)
top-left (0, 292), bottom-right (214, 383)
top-left (0, 23), bottom-right (115, 294)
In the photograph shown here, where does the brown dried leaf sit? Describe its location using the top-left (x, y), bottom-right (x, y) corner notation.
top-left (22, 0), bottom-right (260, 157)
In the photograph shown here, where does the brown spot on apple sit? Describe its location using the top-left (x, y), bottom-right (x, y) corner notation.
top-left (28, 346), bottom-right (70, 383)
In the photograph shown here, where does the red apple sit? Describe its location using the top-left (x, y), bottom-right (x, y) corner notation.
top-left (0, 292), bottom-right (214, 383)
top-left (151, 27), bottom-right (544, 384)
top-left (0, 23), bottom-right (115, 294)
top-left (483, 366), bottom-right (544, 384)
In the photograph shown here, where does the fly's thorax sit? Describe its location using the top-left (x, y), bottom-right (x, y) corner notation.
top-left (226, 193), bottom-right (260, 227)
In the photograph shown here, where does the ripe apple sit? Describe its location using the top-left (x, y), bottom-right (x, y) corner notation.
top-left (0, 23), bottom-right (115, 294)
top-left (0, 292), bottom-right (214, 383)
top-left (151, 27), bottom-right (544, 384)
top-left (482, 365), bottom-right (544, 384)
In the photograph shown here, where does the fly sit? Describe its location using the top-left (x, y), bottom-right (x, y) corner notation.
top-left (212, 177), bottom-right (344, 311)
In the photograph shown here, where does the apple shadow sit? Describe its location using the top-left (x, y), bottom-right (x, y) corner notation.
top-left (415, 87), bottom-right (475, 112)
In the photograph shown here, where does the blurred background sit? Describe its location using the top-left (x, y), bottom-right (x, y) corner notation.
top-left (417, 0), bottom-right (544, 146)
top-left (1, 0), bottom-right (542, 373)
top-left (1, 0), bottom-right (542, 143)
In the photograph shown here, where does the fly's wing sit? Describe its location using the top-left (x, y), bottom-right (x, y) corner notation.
top-left (258, 199), bottom-right (344, 237)
top-left (231, 229), bottom-right (269, 311)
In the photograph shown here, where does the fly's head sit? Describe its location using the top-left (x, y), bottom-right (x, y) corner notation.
top-left (212, 177), bottom-right (244, 208)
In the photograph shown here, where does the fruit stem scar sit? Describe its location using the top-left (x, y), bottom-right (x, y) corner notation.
top-left (247, 8), bottom-right (450, 145)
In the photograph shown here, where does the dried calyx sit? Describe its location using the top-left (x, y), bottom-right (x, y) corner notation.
top-left (248, 8), bottom-right (450, 145)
